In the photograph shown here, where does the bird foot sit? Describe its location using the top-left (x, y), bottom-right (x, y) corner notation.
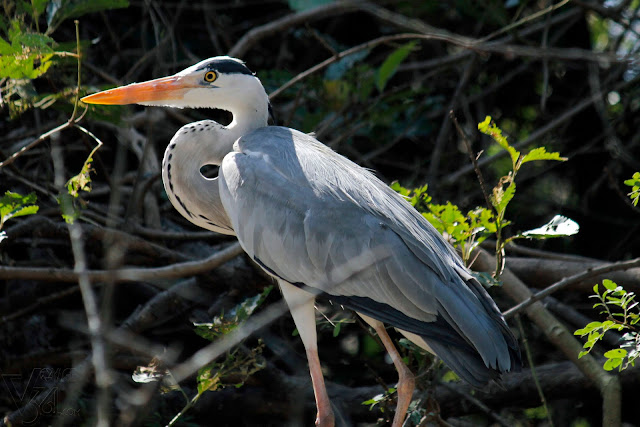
top-left (315, 412), bottom-right (335, 427)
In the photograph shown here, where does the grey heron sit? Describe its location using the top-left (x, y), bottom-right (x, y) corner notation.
top-left (82, 56), bottom-right (520, 427)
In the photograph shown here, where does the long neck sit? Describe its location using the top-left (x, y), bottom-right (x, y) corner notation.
top-left (161, 94), bottom-right (269, 235)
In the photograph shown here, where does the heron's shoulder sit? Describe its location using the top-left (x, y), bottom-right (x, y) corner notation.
top-left (237, 126), bottom-right (325, 152)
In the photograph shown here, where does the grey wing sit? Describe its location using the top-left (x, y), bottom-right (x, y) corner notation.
top-left (219, 127), bottom-right (520, 385)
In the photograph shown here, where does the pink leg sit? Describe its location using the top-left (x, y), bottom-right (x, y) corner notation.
top-left (278, 281), bottom-right (334, 427)
top-left (372, 323), bottom-right (415, 427)
top-left (306, 347), bottom-right (335, 427)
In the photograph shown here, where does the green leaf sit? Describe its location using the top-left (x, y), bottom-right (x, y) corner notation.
top-left (623, 172), bottom-right (640, 186)
top-left (362, 392), bottom-right (386, 408)
top-left (478, 116), bottom-right (520, 168)
top-left (0, 36), bottom-right (18, 55)
top-left (197, 365), bottom-right (221, 394)
top-left (603, 357), bottom-right (622, 371)
top-left (521, 147), bottom-right (567, 163)
top-left (574, 321), bottom-right (602, 336)
top-left (333, 322), bottom-right (341, 337)
top-left (491, 180), bottom-right (516, 214)
top-left (0, 22), bottom-right (56, 79)
top-left (471, 271), bottom-right (502, 288)
top-left (32, 0), bottom-right (49, 15)
top-left (624, 172), bottom-right (640, 206)
top-left (521, 215), bottom-right (580, 239)
top-left (499, 181), bottom-right (515, 213)
top-left (57, 192), bottom-right (82, 224)
top-left (0, 191), bottom-right (39, 229)
top-left (376, 41), bottom-right (417, 92)
top-left (603, 279), bottom-right (618, 291)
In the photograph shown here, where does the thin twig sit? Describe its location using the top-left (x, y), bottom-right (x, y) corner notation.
top-left (515, 314), bottom-right (554, 427)
top-left (428, 57), bottom-right (476, 178)
top-left (443, 74), bottom-right (640, 184)
top-left (449, 111), bottom-right (495, 215)
top-left (478, 0), bottom-right (571, 42)
top-left (504, 257), bottom-right (640, 319)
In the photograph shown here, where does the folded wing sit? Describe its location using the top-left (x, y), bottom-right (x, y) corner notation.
top-left (219, 126), bottom-right (520, 386)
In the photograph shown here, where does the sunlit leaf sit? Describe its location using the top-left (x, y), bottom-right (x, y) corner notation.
top-left (478, 116), bottom-right (520, 167)
top-left (624, 172), bottom-right (640, 206)
top-left (0, 191), bottom-right (39, 229)
top-left (521, 215), bottom-right (579, 239)
top-left (602, 279), bottom-right (617, 291)
top-left (603, 357), bottom-right (622, 371)
top-left (521, 147), bottom-right (567, 164)
top-left (574, 321), bottom-right (602, 336)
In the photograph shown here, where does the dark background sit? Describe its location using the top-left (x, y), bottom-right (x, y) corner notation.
top-left (1, 1), bottom-right (639, 426)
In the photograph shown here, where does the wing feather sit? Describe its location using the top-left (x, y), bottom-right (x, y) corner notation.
top-left (219, 126), bottom-right (520, 383)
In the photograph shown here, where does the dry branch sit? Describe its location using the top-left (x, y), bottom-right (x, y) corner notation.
top-left (471, 249), bottom-right (622, 427)
top-left (506, 256), bottom-right (640, 294)
top-left (0, 242), bottom-right (244, 282)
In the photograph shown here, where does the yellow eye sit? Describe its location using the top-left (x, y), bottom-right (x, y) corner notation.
top-left (204, 71), bottom-right (217, 82)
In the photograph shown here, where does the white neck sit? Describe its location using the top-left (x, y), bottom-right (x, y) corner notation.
top-left (161, 80), bottom-right (269, 234)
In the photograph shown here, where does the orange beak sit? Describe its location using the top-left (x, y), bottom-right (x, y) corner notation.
top-left (81, 75), bottom-right (188, 105)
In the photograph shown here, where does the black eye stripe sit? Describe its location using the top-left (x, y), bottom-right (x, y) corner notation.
top-left (196, 59), bottom-right (254, 76)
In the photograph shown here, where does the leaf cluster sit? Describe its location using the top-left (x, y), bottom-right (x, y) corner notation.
top-left (57, 145), bottom-right (101, 223)
top-left (197, 344), bottom-right (266, 395)
top-left (624, 172), bottom-right (640, 206)
top-left (0, 191), bottom-right (39, 242)
top-left (392, 182), bottom-right (497, 265)
top-left (477, 116), bottom-right (572, 277)
top-left (392, 117), bottom-right (576, 274)
top-left (194, 286), bottom-right (273, 341)
top-left (0, 0), bottom-right (128, 117)
top-left (575, 280), bottom-right (639, 371)
top-left (0, 190), bottom-right (39, 230)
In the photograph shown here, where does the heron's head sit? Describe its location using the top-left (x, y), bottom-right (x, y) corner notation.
top-left (81, 56), bottom-right (268, 112)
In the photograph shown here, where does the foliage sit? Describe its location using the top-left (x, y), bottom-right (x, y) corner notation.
top-left (477, 116), bottom-right (573, 277)
top-left (392, 117), bottom-right (576, 275)
top-left (194, 286), bottom-right (273, 341)
top-left (2, 0), bottom-right (639, 425)
top-left (376, 41), bottom-right (417, 92)
top-left (362, 387), bottom-right (396, 411)
top-left (624, 172), bottom-right (640, 206)
top-left (575, 280), bottom-right (639, 372)
top-left (0, 19), bottom-right (56, 79)
top-left (156, 288), bottom-right (272, 426)
top-left (391, 182), bottom-right (496, 265)
top-left (196, 344), bottom-right (265, 395)
top-left (0, 191), bottom-right (39, 242)
top-left (57, 141), bottom-right (102, 224)
top-left (0, 0), bottom-right (128, 116)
